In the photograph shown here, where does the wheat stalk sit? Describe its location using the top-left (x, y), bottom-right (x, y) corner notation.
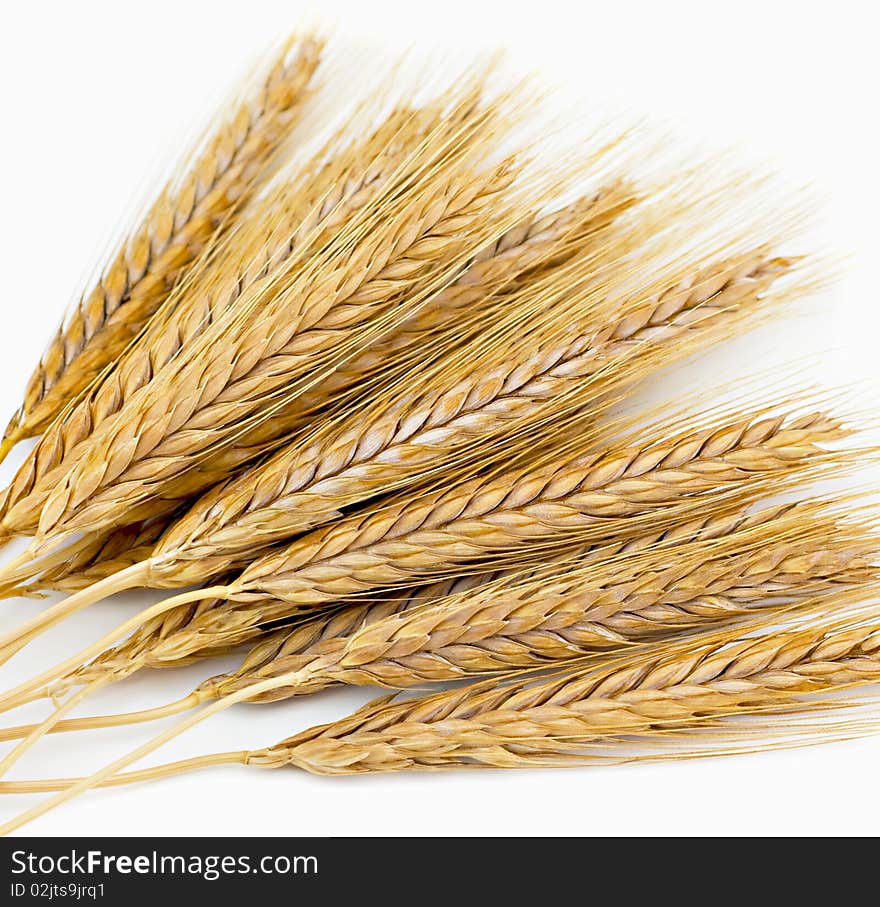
top-left (4, 589), bottom-right (879, 833)
top-left (0, 34), bottom-right (323, 459)
top-left (0, 401), bottom-right (849, 713)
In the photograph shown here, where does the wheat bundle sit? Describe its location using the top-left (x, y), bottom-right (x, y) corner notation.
top-left (0, 96), bottom-right (474, 538)
top-left (0, 28), bottom-right (874, 836)
top-left (0, 189), bottom-right (809, 661)
top-left (1, 183), bottom-right (638, 598)
top-left (5, 243), bottom-right (793, 599)
top-left (0, 73), bottom-right (539, 558)
top-left (0, 397), bottom-right (853, 718)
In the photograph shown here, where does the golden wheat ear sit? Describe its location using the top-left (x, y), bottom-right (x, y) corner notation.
top-left (0, 74), bottom-right (544, 558)
top-left (0, 182), bottom-right (639, 600)
top-left (0, 33), bottom-right (324, 461)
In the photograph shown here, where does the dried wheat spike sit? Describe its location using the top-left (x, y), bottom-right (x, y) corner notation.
top-left (212, 502), bottom-right (874, 701)
top-left (0, 401), bottom-right (847, 719)
top-left (2, 499), bottom-right (871, 752)
top-left (257, 599), bottom-right (880, 774)
top-left (25, 503), bottom-right (809, 698)
top-left (219, 408), bottom-right (848, 610)
top-left (0, 35), bottom-right (322, 456)
top-left (4, 591), bottom-right (879, 831)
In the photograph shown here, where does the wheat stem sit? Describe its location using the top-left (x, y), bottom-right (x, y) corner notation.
top-left (0, 690), bottom-right (207, 743)
top-left (0, 587), bottom-right (226, 712)
top-left (0, 753), bottom-right (249, 796)
top-left (0, 562), bottom-right (150, 665)
top-left (0, 669), bottom-right (317, 836)
top-left (0, 677), bottom-right (114, 780)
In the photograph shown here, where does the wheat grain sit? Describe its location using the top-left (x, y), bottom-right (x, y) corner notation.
top-left (0, 34), bottom-right (323, 458)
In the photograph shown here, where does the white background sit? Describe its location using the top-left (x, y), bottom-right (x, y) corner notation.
top-left (0, 0), bottom-right (877, 836)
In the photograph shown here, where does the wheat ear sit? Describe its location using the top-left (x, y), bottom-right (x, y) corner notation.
top-left (0, 501), bottom-right (803, 718)
top-left (0, 34), bottom-right (322, 458)
top-left (213, 504), bottom-right (874, 700)
top-left (254, 597), bottom-right (880, 774)
top-left (8, 224), bottom-right (783, 597)
top-left (0, 402), bottom-right (849, 711)
top-left (15, 504), bottom-right (779, 713)
top-left (221, 406), bottom-right (849, 608)
top-left (4, 588), bottom-right (879, 833)
top-left (2, 88), bottom-right (543, 560)
top-left (59, 498), bottom-right (879, 689)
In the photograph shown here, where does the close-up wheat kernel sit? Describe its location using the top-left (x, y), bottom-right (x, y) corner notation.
top-left (0, 0), bottom-right (876, 848)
